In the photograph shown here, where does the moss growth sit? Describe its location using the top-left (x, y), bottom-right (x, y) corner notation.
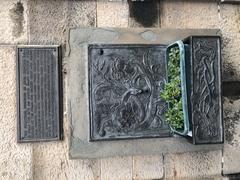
top-left (161, 47), bottom-right (184, 129)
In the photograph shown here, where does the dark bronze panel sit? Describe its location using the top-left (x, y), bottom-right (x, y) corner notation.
top-left (190, 37), bottom-right (223, 144)
top-left (17, 46), bottom-right (62, 142)
top-left (89, 44), bottom-right (171, 141)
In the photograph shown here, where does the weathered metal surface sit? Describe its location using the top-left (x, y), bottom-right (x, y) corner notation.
top-left (190, 36), bottom-right (223, 144)
top-left (17, 46), bottom-right (62, 142)
top-left (89, 44), bottom-right (171, 141)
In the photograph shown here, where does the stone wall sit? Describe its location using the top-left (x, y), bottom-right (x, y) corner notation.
top-left (0, 0), bottom-right (240, 179)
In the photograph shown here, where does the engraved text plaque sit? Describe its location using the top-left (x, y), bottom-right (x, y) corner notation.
top-left (17, 46), bottom-right (62, 142)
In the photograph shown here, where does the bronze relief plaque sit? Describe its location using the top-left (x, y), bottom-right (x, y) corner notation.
top-left (88, 44), bottom-right (171, 141)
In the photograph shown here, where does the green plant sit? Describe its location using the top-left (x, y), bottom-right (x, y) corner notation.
top-left (161, 47), bottom-right (184, 129)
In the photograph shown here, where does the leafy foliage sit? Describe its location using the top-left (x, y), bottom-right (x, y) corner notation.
top-left (161, 47), bottom-right (184, 129)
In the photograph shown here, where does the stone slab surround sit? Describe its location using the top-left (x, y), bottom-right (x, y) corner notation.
top-left (67, 27), bottom-right (223, 159)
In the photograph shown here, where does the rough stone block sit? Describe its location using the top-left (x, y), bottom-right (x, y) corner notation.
top-left (0, 46), bottom-right (32, 179)
top-left (223, 97), bottom-right (240, 175)
top-left (33, 143), bottom-right (100, 180)
top-left (133, 155), bottom-right (164, 179)
top-left (101, 156), bottom-right (132, 180)
top-left (28, 0), bottom-right (68, 44)
top-left (160, 1), bottom-right (219, 29)
top-left (28, 0), bottom-right (96, 45)
top-left (0, 1), bottom-right (28, 44)
top-left (68, 0), bottom-right (96, 28)
top-left (164, 150), bottom-right (222, 179)
top-left (97, 0), bottom-right (129, 27)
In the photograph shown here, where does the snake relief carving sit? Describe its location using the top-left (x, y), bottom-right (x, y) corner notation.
top-left (89, 45), bottom-right (170, 140)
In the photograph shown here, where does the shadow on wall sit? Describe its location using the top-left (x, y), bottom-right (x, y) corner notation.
top-left (223, 81), bottom-right (240, 97)
top-left (128, 0), bottom-right (159, 27)
top-left (9, 2), bottom-right (24, 37)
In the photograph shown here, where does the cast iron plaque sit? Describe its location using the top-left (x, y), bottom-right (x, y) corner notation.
top-left (17, 46), bottom-right (62, 142)
top-left (190, 36), bottom-right (223, 144)
top-left (89, 44), bottom-right (171, 141)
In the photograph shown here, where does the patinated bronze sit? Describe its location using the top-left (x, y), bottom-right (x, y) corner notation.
top-left (189, 36), bottom-right (223, 144)
top-left (88, 44), bottom-right (171, 141)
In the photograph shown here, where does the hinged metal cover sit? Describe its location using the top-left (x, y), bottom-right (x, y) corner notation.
top-left (189, 36), bottom-right (223, 144)
top-left (88, 44), bottom-right (171, 141)
top-left (17, 46), bottom-right (62, 142)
